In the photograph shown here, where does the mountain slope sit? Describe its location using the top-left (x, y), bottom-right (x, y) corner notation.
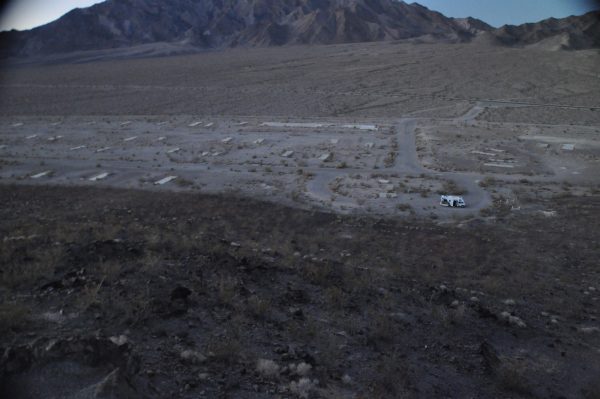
top-left (0, 0), bottom-right (491, 58)
top-left (1, 0), bottom-right (598, 59)
top-left (485, 11), bottom-right (600, 50)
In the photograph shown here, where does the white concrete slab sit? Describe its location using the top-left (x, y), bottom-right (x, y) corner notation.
top-left (378, 179), bottom-right (390, 184)
top-left (472, 151), bottom-right (496, 156)
top-left (561, 144), bottom-right (575, 151)
top-left (341, 124), bottom-right (377, 131)
top-left (26, 134), bottom-right (38, 140)
top-left (237, 122), bottom-right (248, 126)
top-left (205, 122), bottom-right (214, 128)
top-left (364, 142), bottom-right (374, 149)
top-left (154, 176), bottom-right (177, 185)
top-left (330, 139), bottom-right (339, 144)
top-left (123, 136), bottom-right (138, 142)
top-left (489, 148), bottom-right (506, 153)
top-left (262, 122), bottom-right (328, 128)
top-left (157, 121), bottom-right (168, 126)
top-left (156, 136), bottom-right (166, 141)
top-left (96, 147), bottom-right (111, 153)
top-left (47, 136), bottom-right (63, 142)
top-left (222, 137), bottom-right (233, 144)
top-left (167, 147), bottom-right (181, 154)
top-left (31, 171), bottom-right (51, 179)
top-left (484, 163), bottom-right (515, 168)
top-left (89, 172), bottom-right (109, 182)
top-left (319, 153), bottom-right (333, 161)
top-left (201, 151), bottom-right (210, 156)
top-left (282, 150), bottom-right (294, 158)
top-left (188, 121), bottom-right (202, 127)
top-left (11, 123), bottom-right (23, 127)
top-left (253, 138), bottom-right (265, 145)
top-left (120, 121), bottom-right (132, 126)
top-left (70, 145), bottom-right (87, 151)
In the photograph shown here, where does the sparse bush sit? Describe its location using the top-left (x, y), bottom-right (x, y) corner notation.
top-left (256, 359), bottom-right (280, 379)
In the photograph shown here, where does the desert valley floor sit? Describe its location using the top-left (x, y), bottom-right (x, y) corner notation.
top-left (0, 41), bottom-right (599, 398)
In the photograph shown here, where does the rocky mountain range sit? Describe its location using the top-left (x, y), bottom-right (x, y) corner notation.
top-left (0, 0), bottom-right (598, 58)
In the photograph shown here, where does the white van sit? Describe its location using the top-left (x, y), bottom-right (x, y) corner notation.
top-left (440, 195), bottom-right (466, 208)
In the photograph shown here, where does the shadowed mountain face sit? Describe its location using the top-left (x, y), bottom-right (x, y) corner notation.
top-left (0, 0), bottom-right (598, 59)
top-left (0, 0), bottom-right (492, 57)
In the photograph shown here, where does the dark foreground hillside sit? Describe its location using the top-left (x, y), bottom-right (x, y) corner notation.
top-left (0, 185), bottom-right (599, 398)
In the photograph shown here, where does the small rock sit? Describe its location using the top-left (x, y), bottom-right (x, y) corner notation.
top-left (109, 335), bottom-right (129, 347)
top-left (503, 299), bottom-right (516, 306)
top-left (342, 374), bottom-right (353, 385)
top-left (198, 373), bottom-right (209, 381)
top-left (499, 311), bottom-right (527, 328)
top-left (470, 296), bottom-right (479, 303)
top-left (450, 300), bottom-right (460, 308)
top-left (180, 350), bottom-right (207, 364)
top-left (579, 326), bottom-right (600, 334)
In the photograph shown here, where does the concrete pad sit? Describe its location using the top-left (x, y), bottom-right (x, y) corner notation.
top-left (282, 150), bottom-right (294, 158)
top-left (188, 121), bottom-right (202, 127)
top-left (319, 153), bottom-right (333, 162)
top-left (561, 144), bottom-right (575, 151)
top-left (489, 148), bottom-right (506, 153)
top-left (341, 124), bottom-right (377, 131)
top-left (123, 136), bottom-right (138, 142)
top-left (378, 179), bottom-right (390, 184)
top-left (70, 145), bottom-right (87, 151)
top-left (378, 192), bottom-right (398, 199)
top-left (212, 152), bottom-right (222, 156)
top-left (96, 147), bottom-right (111, 153)
top-left (365, 142), bottom-right (374, 149)
top-left (484, 163), bottom-right (515, 168)
top-left (26, 134), bottom-right (38, 140)
top-left (11, 123), bottom-right (24, 127)
top-left (201, 151), bottom-right (210, 156)
top-left (31, 171), bottom-right (51, 179)
top-left (222, 137), bottom-right (233, 144)
top-left (253, 138), bottom-right (265, 145)
top-left (47, 136), bottom-right (63, 142)
top-left (157, 121), bottom-right (168, 126)
top-left (330, 139), bottom-right (339, 144)
top-left (536, 143), bottom-right (549, 148)
top-left (262, 122), bottom-right (328, 128)
top-left (205, 122), bottom-right (214, 128)
top-left (120, 121), bottom-right (132, 126)
top-left (472, 151), bottom-right (496, 156)
top-left (237, 122), bottom-right (248, 126)
top-left (154, 176), bottom-right (177, 185)
top-left (156, 136), bottom-right (166, 141)
top-left (89, 172), bottom-right (109, 181)
top-left (167, 147), bottom-right (181, 154)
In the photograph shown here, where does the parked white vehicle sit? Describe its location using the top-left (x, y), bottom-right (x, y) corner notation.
top-left (440, 195), bottom-right (466, 208)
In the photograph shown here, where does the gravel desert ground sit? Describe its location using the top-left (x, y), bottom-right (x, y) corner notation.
top-left (1, 40), bottom-right (599, 398)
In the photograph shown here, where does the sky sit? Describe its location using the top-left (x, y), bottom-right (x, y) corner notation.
top-left (0, 0), bottom-right (598, 31)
